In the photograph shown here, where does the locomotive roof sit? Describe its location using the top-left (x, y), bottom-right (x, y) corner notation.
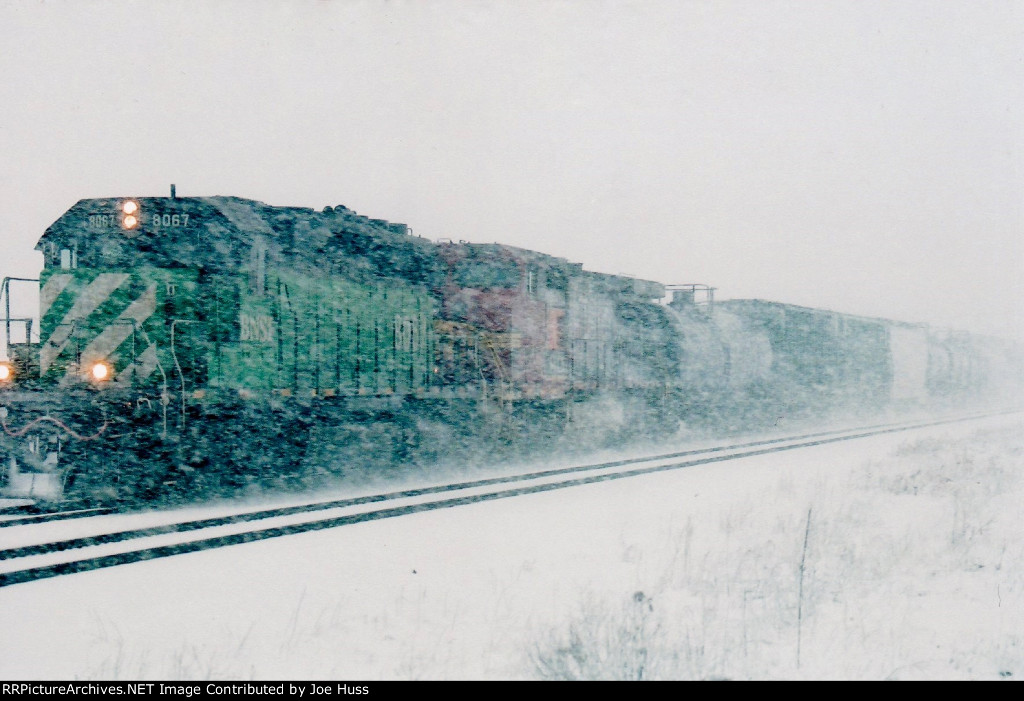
top-left (36, 195), bottom-right (443, 284)
top-left (718, 298), bottom-right (930, 330)
top-left (39, 195), bottom-right (418, 248)
top-left (36, 194), bottom-right (665, 297)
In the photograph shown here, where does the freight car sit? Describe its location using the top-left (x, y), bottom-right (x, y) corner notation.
top-left (0, 190), bottom-right (1016, 505)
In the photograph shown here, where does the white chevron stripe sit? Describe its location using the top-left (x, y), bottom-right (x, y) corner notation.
top-left (39, 274), bottom-right (73, 320)
top-left (39, 273), bottom-right (130, 374)
top-left (113, 342), bottom-right (160, 385)
top-left (62, 284), bottom-right (157, 385)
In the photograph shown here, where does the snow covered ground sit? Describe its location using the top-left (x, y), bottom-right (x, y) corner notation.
top-left (0, 412), bottom-right (1021, 680)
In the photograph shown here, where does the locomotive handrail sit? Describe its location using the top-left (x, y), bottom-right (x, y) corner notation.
top-left (666, 283), bottom-right (716, 309)
top-left (170, 319), bottom-right (204, 430)
top-left (1, 276), bottom-right (39, 358)
top-left (135, 325), bottom-right (170, 438)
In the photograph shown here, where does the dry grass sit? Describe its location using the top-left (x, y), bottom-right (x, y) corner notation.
top-left (528, 423), bottom-right (1024, 679)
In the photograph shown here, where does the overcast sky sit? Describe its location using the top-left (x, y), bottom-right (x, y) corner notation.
top-left (1, 0), bottom-right (1020, 340)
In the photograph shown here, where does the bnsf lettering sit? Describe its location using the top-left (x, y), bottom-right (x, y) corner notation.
top-left (240, 313), bottom-right (274, 343)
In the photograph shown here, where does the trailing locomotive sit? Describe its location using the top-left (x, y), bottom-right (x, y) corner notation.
top-left (1, 190), bottom-right (1018, 505)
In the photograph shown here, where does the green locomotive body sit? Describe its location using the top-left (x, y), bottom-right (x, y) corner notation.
top-left (33, 197), bottom-right (438, 399)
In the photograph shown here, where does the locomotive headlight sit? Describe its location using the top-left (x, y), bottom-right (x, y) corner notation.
top-left (0, 362), bottom-right (12, 382)
top-left (121, 200), bottom-right (140, 230)
top-left (90, 361), bottom-right (111, 382)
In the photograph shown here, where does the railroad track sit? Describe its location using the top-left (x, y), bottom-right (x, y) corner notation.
top-left (0, 507), bottom-right (114, 528)
top-left (0, 409), bottom-right (1018, 588)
